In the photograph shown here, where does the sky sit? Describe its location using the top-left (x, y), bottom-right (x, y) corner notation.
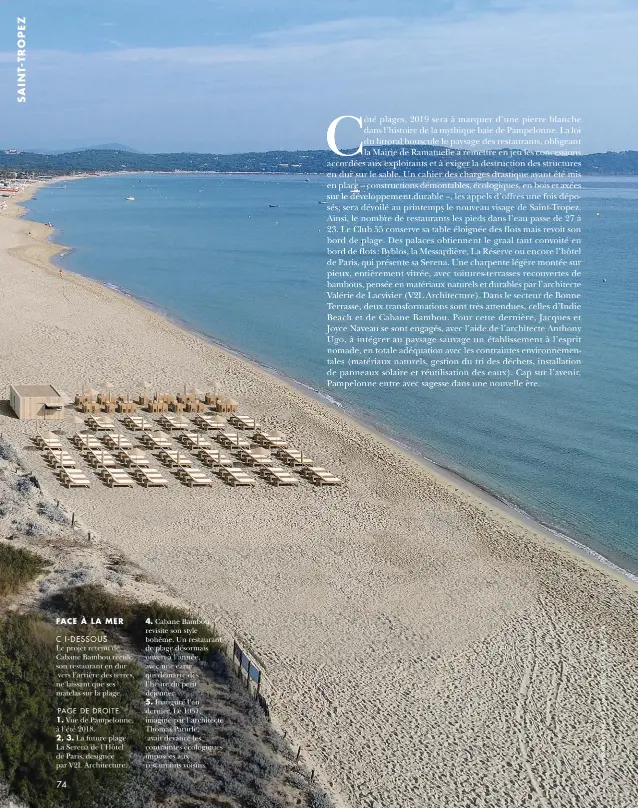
top-left (1, 0), bottom-right (637, 153)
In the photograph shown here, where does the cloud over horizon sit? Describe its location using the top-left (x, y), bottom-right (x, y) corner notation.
top-left (1, 3), bottom-right (636, 152)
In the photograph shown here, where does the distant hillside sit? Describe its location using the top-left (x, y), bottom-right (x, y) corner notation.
top-left (23, 142), bottom-right (139, 155)
top-left (1, 147), bottom-right (637, 176)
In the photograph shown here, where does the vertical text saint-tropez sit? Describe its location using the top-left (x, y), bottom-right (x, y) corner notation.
top-left (17, 17), bottom-right (26, 102)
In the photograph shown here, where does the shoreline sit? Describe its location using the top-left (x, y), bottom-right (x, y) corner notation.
top-left (20, 174), bottom-right (638, 589)
top-left (46, 272), bottom-right (638, 587)
top-left (2, 175), bottom-right (638, 808)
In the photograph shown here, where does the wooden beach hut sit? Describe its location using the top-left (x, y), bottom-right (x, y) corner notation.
top-left (9, 384), bottom-right (67, 420)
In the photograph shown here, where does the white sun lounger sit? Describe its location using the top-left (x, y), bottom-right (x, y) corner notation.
top-left (44, 448), bottom-right (76, 468)
top-left (217, 431), bottom-right (251, 449)
top-left (179, 432), bottom-right (212, 450)
top-left (236, 447), bottom-right (272, 466)
top-left (275, 448), bottom-right (314, 467)
top-left (157, 449), bottom-right (194, 468)
top-left (193, 413), bottom-right (226, 430)
top-left (133, 467), bottom-right (169, 487)
top-left (177, 467), bottom-right (214, 487)
top-left (86, 449), bottom-right (117, 468)
top-left (158, 413), bottom-right (190, 430)
top-left (58, 467), bottom-right (91, 488)
top-left (219, 467), bottom-right (256, 487)
top-left (260, 466), bottom-right (298, 486)
top-left (301, 466), bottom-right (343, 486)
top-left (123, 414), bottom-right (154, 431)
top-left (117, 449), bottom-right (150, 467)
top-left (86, 414), bottom-right (115, 431)
top-left (103, 433), bottom-right (134, 450)
top-left (73, 434), bottom-right (102, 450)
top-left (228, 413), bottom-right (259, 429)
top-left (40, 438), bottom-right (63, 451)
top-left (253, 430), bottom-right (288, 449)
top-left (35, 434), bottom-right (62, 450)
top-left (140, 431), bottom-right (173, 449)
top-left (229, 414), bottom-right (260, 430)
top-left (197, 448), bottom-right (233, 467)
top-left (99, 467), bottom-right (135, 487)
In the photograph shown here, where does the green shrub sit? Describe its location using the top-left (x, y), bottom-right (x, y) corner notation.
top-left (0, 614), bottom-right (145, 808)
top-left (49, 586), bottom-right (222, 659)
top-left (0, 544), bottom-right (47, 597)
top-left (46, 583), bottom-right (133, 626)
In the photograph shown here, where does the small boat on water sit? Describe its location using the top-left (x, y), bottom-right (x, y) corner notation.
top-left (269, 204), bottom-right (279, 208)
top-left (351, 184), bottom-right (361, 195)
top-left (125, 196), bottom-right (135, 201)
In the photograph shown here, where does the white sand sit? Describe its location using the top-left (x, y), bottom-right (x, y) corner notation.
top-left (1, 180), bottom-right (637, 808)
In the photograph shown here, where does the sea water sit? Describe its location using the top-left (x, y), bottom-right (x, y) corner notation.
top-left (25, 174), bottom-right (638, 573)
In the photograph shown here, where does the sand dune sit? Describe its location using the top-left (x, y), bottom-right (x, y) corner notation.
top-left (1, 181), bottom-right (637, 807)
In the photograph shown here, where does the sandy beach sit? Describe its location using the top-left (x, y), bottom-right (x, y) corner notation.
top-left (1, 178), bottom-right (637, 808)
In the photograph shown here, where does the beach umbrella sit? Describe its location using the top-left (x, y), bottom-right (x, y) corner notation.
top-left (129, 448), bottom-right (143, 466)
top-left (139, 381), bottom-right (152, 404)
top-left (85, 387), bottom-right (98, 399)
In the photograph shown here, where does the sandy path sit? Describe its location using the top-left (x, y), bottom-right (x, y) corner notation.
top-left (0, 181), bottom-right (637, 807)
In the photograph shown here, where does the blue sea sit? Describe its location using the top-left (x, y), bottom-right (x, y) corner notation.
top-left (25, 174), bottom-right (638, 574)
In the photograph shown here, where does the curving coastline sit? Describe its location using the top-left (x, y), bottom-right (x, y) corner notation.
top-left (22, 176), bottom-right (638, 585)
top-left (2, 177), bottom-right (638, 808)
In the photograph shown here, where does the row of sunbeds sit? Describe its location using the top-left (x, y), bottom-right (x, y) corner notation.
top-left (36, 410), bottom-right (342, 488)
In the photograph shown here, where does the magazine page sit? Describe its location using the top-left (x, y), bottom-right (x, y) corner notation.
top-left (1, 2), bottom-right (637, 807)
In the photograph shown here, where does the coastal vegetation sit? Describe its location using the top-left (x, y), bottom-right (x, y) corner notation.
top-left (0, 542), bottom-right (330, 808)
top-left (0, 147), bottom-right (637, 177)
top-left (48, 584), bottom-right (223, 658)
top-left (0, 546), bottom-right (145, 807)
top-left (0, 543), bottom-right (46, 596)
top-left (0, 613), bottom-right (145, 808)
top-left (0, 442), bottom-right (334, 808)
